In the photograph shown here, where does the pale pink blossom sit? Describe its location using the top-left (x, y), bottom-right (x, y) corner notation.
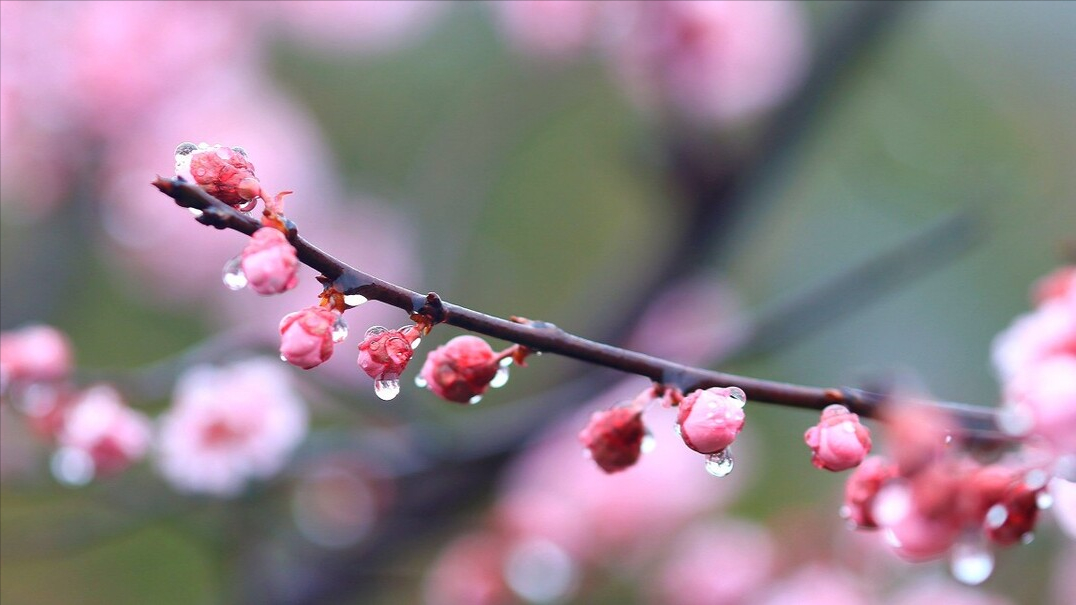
top-left (887, 577), bottom-right (1014, 605)
top-left (57, 385), bottom-right (152, 477)
top-left (676, 386), bottom-right (746, 454)
top-left (241, 227), bottom-right (300, 295)
top-left (0, 324), bottom-right (73, 388)
top-left (608, 0), bottom-right (809, 124)
top-left (156, 359), bottom-right (308, 497)
top-left (1002, 356), bottom-right (1076, 453)
top-left (258, 1), bottom-right (448, 55)
top-left (805, 404), bottom-right (872, 472)
top-left (651, 519), bottom-right (775, 605)
top-left (756, 564), bottom-right (873, 605)
top-left (279, 306), bottom-right (339, 370)
top-left (493, 0), bottom-right (601, 59)
top-left (1050, 478), bottom-right (1076, 539)
top-left (872, 482), bottom-right (960, 562)
top-left (423, 531), bottom-right (512, 605)
top-left (843, 456), bottom-right (899, 529)
top-left (992, 300), bottom-right (1076, 382)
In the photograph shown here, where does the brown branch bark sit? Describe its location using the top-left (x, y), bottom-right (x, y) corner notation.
top-left (154, 177), bottom-right (1009, 445)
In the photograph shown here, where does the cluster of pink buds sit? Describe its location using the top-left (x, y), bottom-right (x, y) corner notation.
top-left (804, 404), bottom-right (872, 471)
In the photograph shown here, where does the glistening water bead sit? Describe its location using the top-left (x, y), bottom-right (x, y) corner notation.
top-left (374, 379), bottom-right (400, 401)
top-left (704, 448), bottom-right (734, 477)
top-left (331, 316), bottom-right (349, 343)
top-left (949, 539), bottom-right (994, 585)
top-left (343, 294), bottom-right (368, 307)
top-left (222, 255), bottom-right (248, 290)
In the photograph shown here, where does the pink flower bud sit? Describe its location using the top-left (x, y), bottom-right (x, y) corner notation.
top-left (175, 143), bottom-right (260, 209)
top-left (240, 227), bottom-right (299, 295)
top-left (804, 404), bottom-right (872, 472)
top-left (357, 328), bottom-right (414, 381)
top-left (579, 407), bottom-right (646, 474)
top-left (0, 324), bottom-right (73, 387)
top-left (418, 336), bottom-right (499, 403)
top-left (279, 306), bottom-right (339, 369)
top-left (676, 387), bottom-right (745, 454)
top-left (841, 455), bottom-right (897, 528)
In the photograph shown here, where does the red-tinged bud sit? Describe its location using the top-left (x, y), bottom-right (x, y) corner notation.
top-left (175, 142), bottom-right (260, 209)
top-left (841, 456), bottom-right (898, 529)
top-left (240, 227), bottom-right (299, 295)
top-left (279, 306), bottom-right (339, 369)
top-left (804, 404), bottom-right (872, 472)
top-left (418, 336), bottom-right (499, 404)
top-left (676, 387), bottom-right (745, 454)
top-left (579, 407), bottom-right (646, 474)
top-left (357, 327), bottom-right (414, 381)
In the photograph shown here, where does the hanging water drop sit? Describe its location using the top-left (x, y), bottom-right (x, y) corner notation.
top-left (50, 447), bottom-right (94, 487)
top-left (985, 503), bottom-right (1008, 529)
top-left (410, 337), bottom-right (422, 350)
top-left (499, 357), bottom-right (514, 367)
top-left (704, 448), bottom-right (734, 477)
top-left (950, 539), bottom-right (994, 586)
top-left (331, 315), bottom-right (349, 343)
top-left (188, 207), bottom-right (204, 218)
top-left (1036, 492), bottom-right (1054, 510)
top-left (374, 379), bottom-right (400, 401)
top-left (175, 142), bottom-right (198, 157)
top-left (468, 395), bottom-right (483, 405)
top-left (222, 255), bottom-right (247, 290)
top-left (414, 375), bottom-right (428, 388)
top-left (640, 428), bottom-right (657, 454)
top-left (343, 294), bottom-right (368, 307)
top-left (727, 387), bottom-right (746, 408)
top-left (280, 354), bottom-right (288, 362)
top-left (490, 366), bottom-right (510, 389)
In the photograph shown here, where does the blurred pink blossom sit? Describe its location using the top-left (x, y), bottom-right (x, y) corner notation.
top-left (256, 1), bottom-right (447, 55)
top-left (493, 0), bottom-right (602, 59)
top-left (0, 324), bottom-right (73, 389)
top-left (1003, 356), bottom-right (1076, 453)
top-left (887, 577), bottom-right (1013, 605)
top-left (756, 564), bottom-right (874, 605)
top-left (56, 385), bottom-right (152, 478)
top-left (992, 300), bottom-right (1076, 382)
top-left (423, 530), bottom-right (513, 605)
top-left (156, 358), bottom-right (308, 497)
top-left (651, 519), bottom-right (775, 605)
top-left (607, 0), bottom-right (809, 124)
top-left (1051, 478), bottom-right (1076, 539)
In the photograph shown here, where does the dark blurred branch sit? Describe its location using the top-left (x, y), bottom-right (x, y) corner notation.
top-left (154, 177), bottom-right (1007, 444)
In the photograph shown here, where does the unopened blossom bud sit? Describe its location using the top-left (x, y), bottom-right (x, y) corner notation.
top-left (357, 328), bottom-right (414, 381)
top-left (0, 324), bottom-right (73, 387)
top-left (676, 387), bottom-right (746, 454)
top-left (240, 227), bottom-right (299, 295)
top-left (841, 456), bottom-right (898, 528)
top-left (175, 142), bottom-right (261, 209)
top-left (418, 336), bottom-right (499, 404)
top-left (804, 404), bottom-right (872, 472)
top-left (579, 407), bottom-right (646, 474)
top-left (279, 306), bottom-right (339, 369)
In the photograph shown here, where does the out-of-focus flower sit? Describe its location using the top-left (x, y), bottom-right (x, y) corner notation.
top-left (1034, 265), bottom-right (1076, 306)
top-left (676, 386), bottom-right (746, 454)
top-left (418, 336), bottom-right (500, 404)
top-left (279, 306), bottom-right (339, 370)
top-left (651, 519), bottom-right (775, 605)
top-left (992, 300), bottom-right (1076, 383)
top-left (887, 577), bottom-right (1014, 605)
top-left (156, 359), bottom-right (308, 497)
top-left (842, 456), bottom-right (899, 529)
top-left (607, 0), bottom-right (809, 124)
top-left (493, 0), bottom-right (602, 59)
top-left (0, 324), bottom-right (72, 390)
top-left (423, 531), bottom-right (513, 605)
top-left (756, 564), bottom-right (873, 605)
top-left (1002, 355), bottom-right (1076, 453)
top-left (258, 1), bottom-right (448, 55)
top-left (578, 406), bottom-right (646, 474)
top-left (1051, 478), bottom-right (1076, 539)
top-left (805, 404), bottom-right (872, 472)
top-left (241, 227), bottom-right (300, 295)
top-left (54, 385), bottom-right (152, 481)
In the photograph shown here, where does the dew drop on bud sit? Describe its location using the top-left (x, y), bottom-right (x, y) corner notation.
top-left (174, 142), bottom-right (198, 157)
top-left (468, 395), bottom-right (483, 405)
top-left (222, 255), bottom-right (248, 290)
top-left (673, 423), bottom-right (682, 437)
top-left (949, 539), bottom-right (994, 586)
top-left (727, 387), bottom-right (746, 408)
top-left (1036, 492), bottom-right (1054, 510)
top-left (188, 207), bottom-right (204, 218)
top-left (365, 326), bottom-right (387, 338)
top-left (1024, 468), bottom-right (1049, 490)
top-left (414, 375), bottom-right (428, 388)
top-left (50, 447), bottom-right (95, 487)
top-left (343, 294), bottom-right (368, 307)
top-left (280, 354), bottom-right (288, 362)
top-left (985, 503), bottom-right (1008, 529)
top-left (499, 357), bottom-right (514, 368)
top-left (231, 146), bottom-right (248, 157)
top-left (490, 366), bottom-right (510, 389)
top-left (704, 448), bottom-right (734, 477)
top-left (410, 337), bottom-right (422, 350)
top-left (331, 315), bottom-right (348, 343)
top-left (374, 379), bottom-right (400, 401)
top-left (640, 427), bottom-right (657, 454)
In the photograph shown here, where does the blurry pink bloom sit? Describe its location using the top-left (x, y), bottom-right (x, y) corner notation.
top-left (873, 482), bottom-right (960, 562)
top-left (418, 336), bottom-right (499, 404)
top-left (279, 306), bottom-right (339, 370)
top-left (423, 531), bottom-right (512, 605)
top-left (241, 227), bottom-right (300, 295)
top-left (57, 385), bottom-right (152, 477)
top-left (842, 456), bottom-right (898, 529)
top-left (156, 359), bottom-right (308, 497)
top-left (992, 300), bottom-right (1076, 382)
top-left (1003, 356), bottom-right (1076, 453)
top-left (756, 564), bottom-right (873, 605)
top-left (676, 386), bottom-right (745, 454)
top-left (260, 1), bottom-right (447, 55)
top-left (1034, 265), bottom-right (1076, 306)
top-left (578, 406), bottom-right (646, 474)
top-left (175, 143), bottom-right (262, 209)
top-left (357, 327), bottom-right (415, 381)
top-left (805, 404), bottom-right (872, 472)
top-left (0, 324), bottom-right (73, 389)
top-left (493, 0), bottom-right (601, 59)
top-left (888, 577), bottom-right (1014, 605)
top-left (882, 402), bottom-right (954, 476)
top-left (1049, 478), bottom-right (1076, 539)
top-left (608, 0), bottom-right (809, 124)
top-left (652, 519), bottom-right (775, 605)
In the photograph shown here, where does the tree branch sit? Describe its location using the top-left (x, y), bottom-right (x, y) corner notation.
top-left (154, 177), bottom-right (1009, 444)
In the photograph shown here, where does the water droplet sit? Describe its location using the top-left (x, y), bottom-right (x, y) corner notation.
top-left (222, 255), bottom-right (247, 290)
top-left (673, 423), bottom-right (682, 437)
top-left (503, 539), bottom-right (578, 604)
top-left (1024, 469), bottom-right (1049, 490)
top-left (704, 448), bottom-right (734, 477)
top-left (490, 366), bottom-right (510, 389)
top-left (985, 503), bottom-right (1008, 529)
top-left (414, 375), bottom-right (428, 388)
top-left (1036, 492), bottom-right (1054, 510)
top-left (280, 354), bottom-right (289, 362)
top-left (343, 294), bottom-right (368, 307)
top-left (365, 326), bottom-right (387, 338)
top-left (374, 379), bottom-right (400, 401)
top-left (944, 432), bottom-right (954, 445)
top-left (410, 337), bottom-right (422, 350)
top-left (998, 405), bottom-right (1034, 437)
top-left (50, 447), bottom-right (94, 487)
top-left (174, 142), bottom-right (198, 157)
top-left (727, 387), bottom-right (746, 408)
top-left (838, 505), bottom-right (852, 520)
top-left (188, 207), bottom-right (204, 218)
top-left (1021, 532), bottom-right (1035, 545)
top-left (331, 315), bottom-right (348, 343)
top-left (950, 539), bottom-right (994, 586)
top-left (640, 428), bottom-right (657, 454)
top-left (468, 395), bottom-right (483, 405)
top-left (499, 357), bottom-right (514, 368)
top-left (231, 146), bottom-right (248, 157)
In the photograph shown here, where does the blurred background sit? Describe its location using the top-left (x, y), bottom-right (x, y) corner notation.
top-left (1, 1), bottom-right (1073, 604)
